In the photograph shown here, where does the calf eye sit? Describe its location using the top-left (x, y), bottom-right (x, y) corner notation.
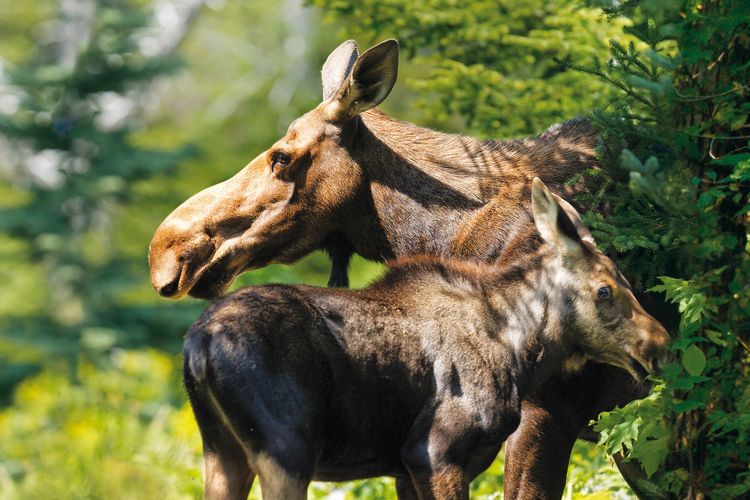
top-left (597, 285), bottom-right (612, 299)
top-left (271, 151), bottom-right (291, 171)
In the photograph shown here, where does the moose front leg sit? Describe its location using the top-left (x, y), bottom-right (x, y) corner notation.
top-left (504, 362), bottom-right (651, 499)
top-left (410, 467), bottom-right (470, 500)
top-left (400, 400), bottom-right (504, 500)
top-left (399, 407), bottom-right (471, 500)
top-left (395, 477), bottom-right (420, 500)
top-left (613, 451), bottom-right (651, 499)
top-left (323, 232), bottom-right (354, 288)
top-left (503, 399), bottom-right (579, 499)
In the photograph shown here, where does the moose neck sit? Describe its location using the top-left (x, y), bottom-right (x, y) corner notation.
top-left (341, 111), bottom-right (596, 262)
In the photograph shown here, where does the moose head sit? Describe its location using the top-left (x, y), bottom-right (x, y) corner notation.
top-left (149, 40), bottom-right (399, 299)
top-left (530, 178), bottom-right (670, 379)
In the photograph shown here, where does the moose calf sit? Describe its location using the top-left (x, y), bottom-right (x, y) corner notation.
top-left (183, 178), bottom-right (669, 500)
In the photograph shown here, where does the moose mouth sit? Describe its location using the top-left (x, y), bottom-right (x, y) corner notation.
top-left (153, 244), bottom-right (281, 300)
top-left (186, 252), bottom-right (276, 300)
top-left (154, 251), bottom-right (237, 300)
top-left (188, 263), bottom-right (237, 299)
top-left (625, 356), bottom-right (652, 383)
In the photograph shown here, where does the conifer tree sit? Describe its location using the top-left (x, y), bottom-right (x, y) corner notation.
top-left (312, 0), bottom-right (631, 137)
top-left (0, 0), bottom-right (201, 393)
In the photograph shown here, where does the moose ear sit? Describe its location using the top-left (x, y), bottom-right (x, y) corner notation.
top-left (531, 177), bottom-right (589, 256)
top-left (551, 193), bottom-right (595, 245)
top-left (322, 40), bottom-right (360, 101)
top-left (326, 39), bottom-right (399, 120)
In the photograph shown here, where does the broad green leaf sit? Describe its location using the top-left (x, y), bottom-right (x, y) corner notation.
top-left (681, 345), bottom-right (706, 376)
top-left (635, 437), bottom-right (670, 477)
top-left (673, 400), bottom-right (705, 413)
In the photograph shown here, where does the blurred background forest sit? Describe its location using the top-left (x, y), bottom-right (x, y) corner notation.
top-left (0, 0), bottom-right (747, 499)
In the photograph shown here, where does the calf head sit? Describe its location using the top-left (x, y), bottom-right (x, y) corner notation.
top-left (531, 178), bottom-right (670, 381)
top-left (149, 40), bottom-right (399, 299)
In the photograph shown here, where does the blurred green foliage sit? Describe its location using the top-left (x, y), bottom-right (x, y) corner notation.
top-left (0, 0), bottom-right (197, 388)
top-left (0, 350), bottom-right (203, 499)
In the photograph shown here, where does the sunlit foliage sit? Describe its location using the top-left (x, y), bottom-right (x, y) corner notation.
top-left (559, 1), bottom-right (750, 496)
top-left (311, 0), bottom-right (633, 138)
top-left (0, 350), bottom-right (202, 499)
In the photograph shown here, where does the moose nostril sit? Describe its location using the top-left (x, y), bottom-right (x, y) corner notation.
top-left (651, 356), bottom-right (661, 373)
top-left (649, 350), bottom-right (670, 373)
top-left (158, 275), bottom-right (180, 297)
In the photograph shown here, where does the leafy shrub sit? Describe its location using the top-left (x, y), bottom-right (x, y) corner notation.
top-left (557, 0), bottom-right (750, 496)
top-left (0, 350), bottom-right (203, 499)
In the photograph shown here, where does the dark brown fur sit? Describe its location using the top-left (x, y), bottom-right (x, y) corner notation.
top-left (183, 186), bottom-right (669, 499)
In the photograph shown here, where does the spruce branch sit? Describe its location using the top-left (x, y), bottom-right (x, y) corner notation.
top-left (554, 56), bottom-right (655, 109)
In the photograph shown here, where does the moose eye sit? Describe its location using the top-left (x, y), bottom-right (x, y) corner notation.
top-left (597, 285), bottom-right (612, 300)
top-left (271, 151), bottom-right (291, 170)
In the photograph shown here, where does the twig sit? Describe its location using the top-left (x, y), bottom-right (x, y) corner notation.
top-left (674, 84), bottom-right (749, 102)
top-left (709, 138), bottom-right (750, 160)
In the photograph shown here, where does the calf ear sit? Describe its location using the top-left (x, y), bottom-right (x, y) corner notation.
top-left (322, 40), bottom-right (360, 101)
top-left (326, 39), bottom-right (399, 121)
top-left (531, 178), bottom-right (587, 256)
top-left (552, 193), bottom-right (595, 245)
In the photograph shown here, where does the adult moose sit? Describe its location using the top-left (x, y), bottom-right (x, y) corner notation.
top-left (150, 40), bottom-right (661, 497)
top-left (183, 179), bottom-right (670, 500)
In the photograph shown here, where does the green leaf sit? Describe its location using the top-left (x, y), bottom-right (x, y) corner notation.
top-left (635, 437), bottom-right (670, 477)
top-left (681, 345), bottom-right (706, 376)
top-left (670, 375), bottom-right (711, 390)
top-left (672, 336), bottom-right (704, 350)
top-left (673, 399), bottom-right (705, 413)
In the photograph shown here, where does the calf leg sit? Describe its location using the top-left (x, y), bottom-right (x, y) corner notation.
top-left (400, 406), bottom-right (477, 500)
top-left (503, 400), bottom-right (578, 499)
top-left (254, 454), bottom-right (309, 500)
top-left (184, 371), bottom-right (254, 500)
top-left (204, 448), bottom-right (255, 500)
